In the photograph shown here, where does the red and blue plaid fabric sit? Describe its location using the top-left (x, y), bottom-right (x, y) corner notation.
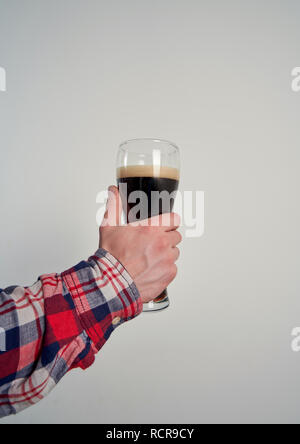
top-left (0, 249), bottom-right (142, 418)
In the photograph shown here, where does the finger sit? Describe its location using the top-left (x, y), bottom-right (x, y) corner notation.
top-left (168, 230), bottom-right (182, 247)
top-left (162, 213), bottom-right (181, 231)
top-left (102, 186), bottom-right (122, 227)
top-left (171, 247), bottom-right (180, 262)
top-left (134, 213), bottom-right (181, 231)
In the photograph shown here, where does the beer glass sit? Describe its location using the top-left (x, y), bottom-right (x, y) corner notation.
top-left (116, 139), bottom-right (180, 312)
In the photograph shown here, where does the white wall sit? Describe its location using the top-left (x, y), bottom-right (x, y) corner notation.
top-left (1, 0), bottom-right (300, 424)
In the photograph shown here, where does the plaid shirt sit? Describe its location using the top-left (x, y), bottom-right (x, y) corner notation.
top-left (0, 249), bottom-right (142, 418)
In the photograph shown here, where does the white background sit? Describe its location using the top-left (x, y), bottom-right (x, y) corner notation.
top-left (1, 0), bottom-right (300, 424)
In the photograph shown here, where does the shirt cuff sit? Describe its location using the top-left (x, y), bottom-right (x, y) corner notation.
top-left (61, 248), bottom-right (143, 353)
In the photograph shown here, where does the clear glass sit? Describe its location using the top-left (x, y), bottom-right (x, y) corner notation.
top-left (116, 138), bottom-right (180, 312)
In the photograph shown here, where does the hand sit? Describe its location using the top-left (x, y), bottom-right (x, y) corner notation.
top-left (99, 186), bottom-right (182, 303)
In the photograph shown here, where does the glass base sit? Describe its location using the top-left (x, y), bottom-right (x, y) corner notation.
top-left (143, 290), bottom-right (170, 312)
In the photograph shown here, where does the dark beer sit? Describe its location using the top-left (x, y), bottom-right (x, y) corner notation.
top-left (116, 139), bottom-right (180, 312)
top-left (117, 165), bottom-right (179, 223)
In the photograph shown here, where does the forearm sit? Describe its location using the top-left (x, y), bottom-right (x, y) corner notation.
top-left (0, 249), bottom-right (142, 418)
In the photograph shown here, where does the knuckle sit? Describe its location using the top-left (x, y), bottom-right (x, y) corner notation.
top-left (175, 247), bottom-right (180, 259)
top-left (169, 264), bottom-right (178, 280)
top-left (177, 231), bottom-right (183, 243)
top-left (164, 252), bottom-right (174, 266)
top-left (163, 261), bottom-right (176, 275)
top-left (173, 231), bottom-right (182, 245)
top-left (168, 249), bottom-right (175, 262)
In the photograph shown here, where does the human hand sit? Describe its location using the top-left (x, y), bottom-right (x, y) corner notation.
top-left (100, 186), bottom-right (182, 303)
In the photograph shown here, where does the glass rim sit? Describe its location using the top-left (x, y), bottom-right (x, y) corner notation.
top-left (119, 138), bottom-right (180, 153)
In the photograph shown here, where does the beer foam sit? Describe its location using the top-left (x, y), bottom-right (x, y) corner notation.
top-left (117, 165), bottom-right (180, 181)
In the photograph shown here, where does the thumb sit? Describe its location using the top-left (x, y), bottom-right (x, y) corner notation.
top-left (102, 186), bottom-right (123, 227)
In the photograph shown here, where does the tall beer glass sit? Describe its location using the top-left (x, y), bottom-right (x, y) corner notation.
top-left (116, 139), bottom-right (180, 312)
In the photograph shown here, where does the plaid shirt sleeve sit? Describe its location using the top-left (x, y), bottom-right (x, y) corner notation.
top-left (0, 248), bottom-right (142, 418)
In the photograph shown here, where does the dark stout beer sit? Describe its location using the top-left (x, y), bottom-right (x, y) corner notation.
top-left (117, 165), bottom-right (180, 223)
